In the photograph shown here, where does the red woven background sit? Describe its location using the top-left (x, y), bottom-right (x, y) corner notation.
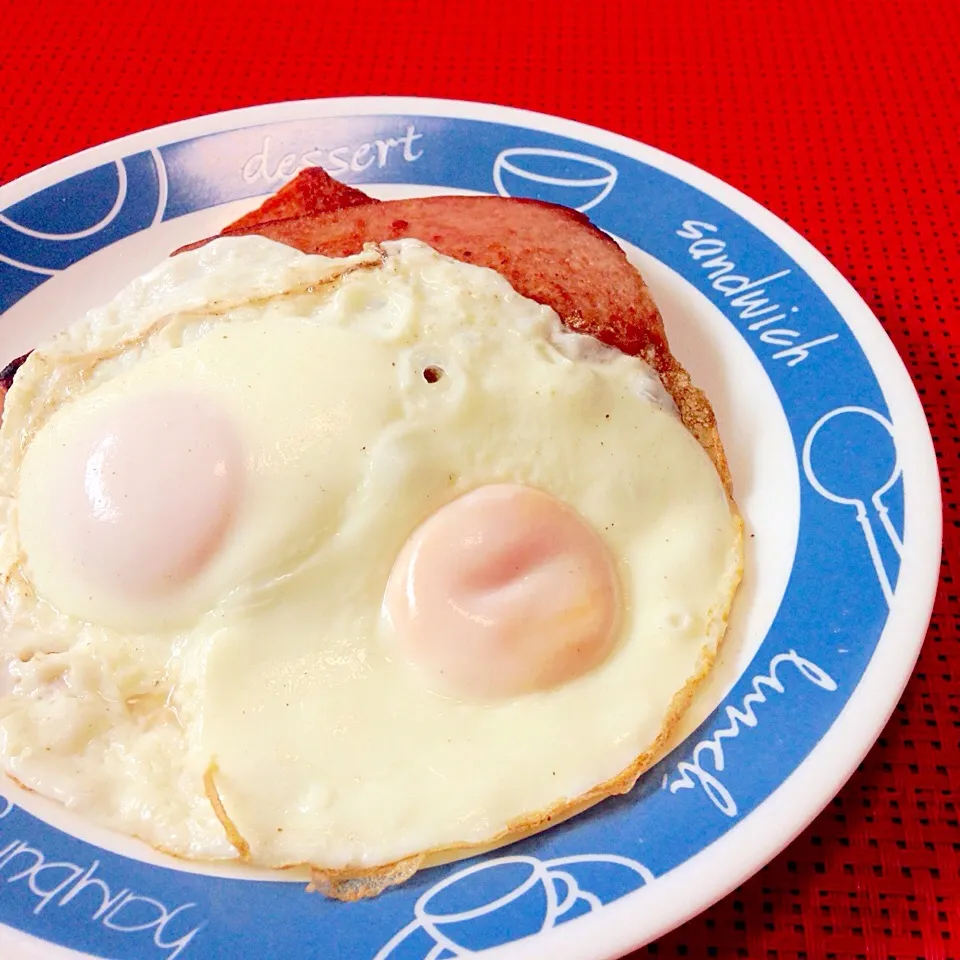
top-left (1, 2), bottom-right (957, 957)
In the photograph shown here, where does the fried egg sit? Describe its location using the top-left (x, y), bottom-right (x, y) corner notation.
top-left (0, 236), bottom-right (742, 883)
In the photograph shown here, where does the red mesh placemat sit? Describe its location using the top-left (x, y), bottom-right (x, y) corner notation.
top-left (1, 2), bottom-right (956, 957)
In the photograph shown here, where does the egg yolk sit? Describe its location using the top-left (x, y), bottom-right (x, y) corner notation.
top-left (383, 483), bottom-right (621, 699)
top-left (54, 392), bottom-right (243, 596)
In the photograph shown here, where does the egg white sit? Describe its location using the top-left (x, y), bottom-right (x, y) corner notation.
top-left (0, 237), bottom-right (741, 871)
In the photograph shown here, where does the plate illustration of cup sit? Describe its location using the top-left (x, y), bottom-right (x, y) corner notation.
top-left (493, 148), bottom-right (618, 212)
top-left (375, 854), bottom-right (652, 958)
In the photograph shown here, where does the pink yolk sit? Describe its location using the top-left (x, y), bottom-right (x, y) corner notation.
top-left (384, 484), bottom-right (621, 699)
top-left (56, 392), bottom-right (243, 596)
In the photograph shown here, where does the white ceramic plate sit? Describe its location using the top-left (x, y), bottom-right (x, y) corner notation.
top-left (0, 97), bottom-right (941, 960)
